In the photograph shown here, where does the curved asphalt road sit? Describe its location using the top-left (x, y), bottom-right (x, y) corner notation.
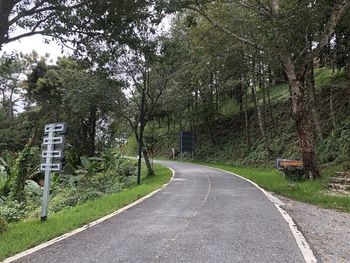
top-left (11, 161), bottom-right (308, 263)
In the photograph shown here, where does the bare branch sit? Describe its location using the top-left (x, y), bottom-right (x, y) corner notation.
top-left (186, 5), bottom-right (264, 51)
top-left (6, 29), bottom-right (50, 43)
top-left (311, 0), bottom-right (350, 58)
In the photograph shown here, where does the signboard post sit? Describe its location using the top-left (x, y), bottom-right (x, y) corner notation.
top-left (180, 131), bottom-right (195, 158)
top-left (40, 123), bottom-right (65, 221)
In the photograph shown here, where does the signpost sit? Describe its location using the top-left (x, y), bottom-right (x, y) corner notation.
top-left (40, 123), bottom-right (65, 221)
top-left (180, 131), bottom-right (195, 158)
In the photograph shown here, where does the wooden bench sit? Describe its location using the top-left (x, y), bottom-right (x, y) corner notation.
top-left (275, 158), bottom-right (304, 180)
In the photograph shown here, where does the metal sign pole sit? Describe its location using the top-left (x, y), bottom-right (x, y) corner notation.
top-left (40, 123), bottom-right (65, 222)
top-left (41, 128), bottom-right (53, 221)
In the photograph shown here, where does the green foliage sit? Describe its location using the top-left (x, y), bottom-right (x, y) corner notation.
top-left (0, 164), bottom-right (171, 260)
top-left (0, 112), bottom-right (20, 153)
top-left (26, 57), bottom-right (124, 158)
top-left (42, 151), bottom-right (137, 215)
top-left (11, 146), bottom-right (40, 203)
top-left (283, 168), bottom-right (305, 182)
top-left (0, 200), bottom-right (28, 223)
top-left (49, 189), bottom-right (80, 213)
top-left (125, 136), bottom-right (138, 156)
top-left (0, 154), bottom-right (17, 201)
top-left (315, 68), bottom-right (347, 90)
top-left (0, 164), bottom-right (8, 193)
top-left (318, 123), bottom-right (350, 163)
top-left (25, 180), bottom-right (43, 197)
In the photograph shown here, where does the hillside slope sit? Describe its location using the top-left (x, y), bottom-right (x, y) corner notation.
top-left (147, 68), bottom-right (350, 173)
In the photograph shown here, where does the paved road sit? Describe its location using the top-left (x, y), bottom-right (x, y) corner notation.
top-left (13, 161), bottom-right (307, 263)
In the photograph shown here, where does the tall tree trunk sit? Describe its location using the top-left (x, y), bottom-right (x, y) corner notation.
top-left (135, 129), bottom-right (142, 185)
top-left (167, 114), bottom-right (170, 133)
top-left (88, 107), bottom-right (97, 157)
top-left (252, 84), bottom-right (274, 156)
top-left (268, 65), bottom-right (276, 86)
top-left (346, 39), bottom-right (350, 90)
top-left (330, 87), bottom-right (337, 131)
top-left (267, 83), bottom-right (276, 135)
top-left (259, 62), bottom-right (268, 130)
top-left (215, 82), bottom-right (219, 113)
top-left (281, 56), bottom-right (320, 179)
top-left (0, 1), bottom-right (16, 49)
top-left (136, 127), bottom-right (154, 176)
top-left (9, 88), bottom-right (14, 118)
top-left (142, 148), bottom-right (154, 176)
top-left (305, 60), bottom-right (323, 141)
top-left (244, 84), bottom-right (251, 148)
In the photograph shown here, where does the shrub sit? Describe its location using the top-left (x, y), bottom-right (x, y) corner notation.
top-left (118, 161), bottom-right (137, 178)
top-left (0, 200), bottom-right (28, 222)
top-left (11, 146), bottom-right (41, 203)
top-left (318, 125), bottom-right (350, 163)
top-left (49, 189), bottom-right (79, 213)
top-left (77, 189), bottom-right (104, 203)
top-left (283, 167), bottom-right (305, 182)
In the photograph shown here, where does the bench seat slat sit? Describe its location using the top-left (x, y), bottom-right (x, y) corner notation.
top-left (280, 160), bottom-right (303, 167)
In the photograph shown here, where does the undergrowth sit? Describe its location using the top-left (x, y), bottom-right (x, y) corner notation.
top-left (0, 164), bottom-right (172, 261)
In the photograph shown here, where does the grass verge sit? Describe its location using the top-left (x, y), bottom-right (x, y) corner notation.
top-left (195, 162), bottom-right (350, 213)
top-left (0, 164), bottom-right (172, 261)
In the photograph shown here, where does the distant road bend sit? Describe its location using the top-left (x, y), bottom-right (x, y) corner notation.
top-left (10, 161), bottom-right (316, 263)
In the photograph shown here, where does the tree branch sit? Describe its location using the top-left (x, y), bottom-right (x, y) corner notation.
top-left (312, 0), bottom-right (350, 57)
top-left (9, 1), bottom-right (85, 26)
top-left (186, 5), bottom-right (264, 51)
top-left (231, 0), bottom-right (270, 16)
top-left (6, 30), bottom-right (50, 43)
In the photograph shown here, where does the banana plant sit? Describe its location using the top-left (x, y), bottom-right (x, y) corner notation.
top-left (76, 156), bottom-right (101, 176)
top-left (0, 156), bottom-right (16, 203)
top-left (0, 164), bottom-right (8, 203)
top-left (25, 179), bottom-right (43, 196)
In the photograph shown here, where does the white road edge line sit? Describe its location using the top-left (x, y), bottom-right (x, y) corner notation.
top-left (200, 165), bottom-right (318, 263)
top-left (2, 167), bottom-right (175, 263)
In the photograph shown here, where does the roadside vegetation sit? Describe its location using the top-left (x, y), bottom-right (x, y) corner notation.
top-left (146, 65), bottom-right (350, 212)
top-left (0, 164), bottom-right (171, 261)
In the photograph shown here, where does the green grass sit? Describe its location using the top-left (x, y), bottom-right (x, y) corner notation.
top-left (194, 162), bottom-right (350, 213)
top-left (0, 164), bottom-right (172, 261)
top-left (314, 67), bottom-right (347, 90)
top-left (220, 82), bottom-right (290, 118)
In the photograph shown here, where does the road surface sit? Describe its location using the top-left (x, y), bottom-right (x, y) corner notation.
top-left (11, 161), bottom-right (311, 263)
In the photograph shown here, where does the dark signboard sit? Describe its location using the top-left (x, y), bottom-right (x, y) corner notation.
top-left (180, 131), bottom-right (194, 156)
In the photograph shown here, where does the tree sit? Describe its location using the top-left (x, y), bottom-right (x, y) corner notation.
top-left (109, 41), bottom-right (178, 182)
top-left (0, 1), bottom-right (159, 51)
top-left (26, 57), bottom-right (123, 157)
top-left (159, 0), bottom-right (350, 179)
top-left (0, 0), bottom-right (83, 49)
top-left (0, 52), bottom-right (30, 118)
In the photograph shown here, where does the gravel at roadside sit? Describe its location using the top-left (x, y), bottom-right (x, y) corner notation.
top-left (276, 195), bottom-right (350, 263)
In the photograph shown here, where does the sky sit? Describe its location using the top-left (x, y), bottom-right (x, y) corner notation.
top-left (1, 35), bottom-right (67, 63)
top-left (0, 15), bottom-right (173, 62)
top-left (0, 16), bottom-right (173, 114)
top-left (0, 35), bottom-right (67, 114)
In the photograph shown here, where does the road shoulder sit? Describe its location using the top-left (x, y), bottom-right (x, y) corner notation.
top-left (277, 195), bottom-right (350, 263)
